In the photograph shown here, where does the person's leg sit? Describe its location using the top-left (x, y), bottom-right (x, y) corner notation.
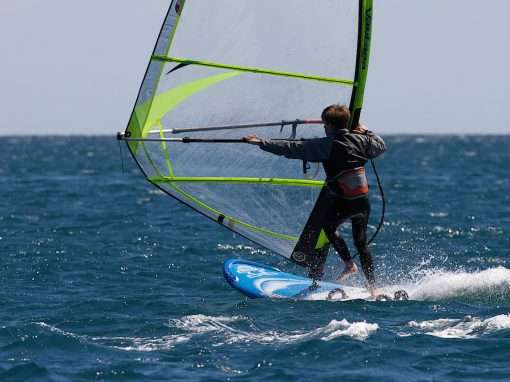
top-left (351, 200), bottom-right (375, 287)
top-left (323, 223), bottom-right (357, 279)
top-left (323, 223), bottom-right (352, 263)
top-left (321, 198), bottom-right (358, 279)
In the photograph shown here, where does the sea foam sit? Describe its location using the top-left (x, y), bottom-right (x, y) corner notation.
top-left (406, 314), bottom-right (510, 339)
top-left (169, 315), bottom-right (378, 344)
top-left (384, 266), bottom-right (510, 301)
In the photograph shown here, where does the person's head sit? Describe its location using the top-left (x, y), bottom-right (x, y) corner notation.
top-left (321, 104), bottom-right (350, 137)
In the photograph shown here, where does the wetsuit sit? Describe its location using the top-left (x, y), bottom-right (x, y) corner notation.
top-left (259, 128), bottom-right (386, 284)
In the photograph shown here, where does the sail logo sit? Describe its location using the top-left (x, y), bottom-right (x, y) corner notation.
top-left (362, 7), bottom-right (373, 70)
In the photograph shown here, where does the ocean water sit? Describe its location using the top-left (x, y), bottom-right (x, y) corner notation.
top-left (1, 135), bottom-right (509, 382)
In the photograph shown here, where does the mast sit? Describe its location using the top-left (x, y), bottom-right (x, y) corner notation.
top-left (290, 0), bottom-right (374, 268)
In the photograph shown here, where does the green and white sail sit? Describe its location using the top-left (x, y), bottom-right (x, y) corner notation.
top-left (122, 0), bottom-right (373, 262)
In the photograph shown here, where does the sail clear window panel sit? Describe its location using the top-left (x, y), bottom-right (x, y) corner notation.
top-left (155, 65), bottom-right (353, 132)
top-left (168, 0), bottom-right (359, 81)
top-left (154, 4), bottom-right (180, 56)
top-left (143, 138), bottom-right (328, 179)
top-left (156, 182), bottom-right (321, 257)
top-left (134, 61), bottom-right (164, 108)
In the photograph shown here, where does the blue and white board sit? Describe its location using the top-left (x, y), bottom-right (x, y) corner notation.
top-left (223, 259), bottom-right (371, 301)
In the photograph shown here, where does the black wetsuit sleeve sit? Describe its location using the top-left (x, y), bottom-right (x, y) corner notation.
top-left (259, 138), bottom-right (332, 162)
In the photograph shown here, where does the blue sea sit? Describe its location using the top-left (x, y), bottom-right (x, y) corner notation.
top-left (1, 135), bottom-right (509, 381)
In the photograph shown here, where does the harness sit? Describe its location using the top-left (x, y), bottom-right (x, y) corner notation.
top-left (327, 167), bottom-right (369, 199)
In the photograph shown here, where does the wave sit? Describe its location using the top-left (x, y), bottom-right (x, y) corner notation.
top-left (382, 266), bottom-right (510, 302)
top-left (320, 320), bottom-right (379, 341)
top-left (0, 362), bottom-right (49, 381)
top-left (35, 322), bottom-right (189, 352)
top-left (169, 314), bottom-right (378, 344)
top-left (34, 315), bottom-right (377, 354)
top-left (404, 314), bottom-right (510, 339)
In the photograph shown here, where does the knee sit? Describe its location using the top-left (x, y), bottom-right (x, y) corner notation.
top-left (323, 226), bottom-right (338, 241)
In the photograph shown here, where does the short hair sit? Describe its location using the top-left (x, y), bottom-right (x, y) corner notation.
top-left (321, 104), bottom-right (351, 130)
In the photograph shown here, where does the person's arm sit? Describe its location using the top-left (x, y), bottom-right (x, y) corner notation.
top-left (243, 135), bottom-right (332, 162)
top-left (351, 124), bottom-right (386, 159)
top-left (364, 133), bottom-right (386, 159)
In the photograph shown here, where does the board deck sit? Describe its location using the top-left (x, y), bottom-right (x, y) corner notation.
top-left (223, 259), bottom-right (372, 301)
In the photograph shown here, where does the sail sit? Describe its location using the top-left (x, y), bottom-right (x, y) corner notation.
top-left (122, 0), bottom-right (373, 263)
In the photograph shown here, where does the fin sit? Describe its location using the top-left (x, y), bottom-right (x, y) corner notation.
top-left (394, 290), bottom-right (409, 301)
top-left (327, 288), bottom-right (347, 301)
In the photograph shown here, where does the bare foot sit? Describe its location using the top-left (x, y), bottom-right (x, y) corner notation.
top-left (336, 262), bottom-right (358, 281)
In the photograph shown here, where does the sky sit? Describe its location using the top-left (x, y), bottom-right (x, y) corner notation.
top-left (1, 0), bottom-right (509, 135)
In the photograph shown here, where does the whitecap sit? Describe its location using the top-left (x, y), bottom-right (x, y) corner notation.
top-left (320, 319), bottom-right (379, 341)
top-left (405, 314), bottom-right (510, 339)
top-left (170, 314), bottom-right (248, 333)
top-left (429, 212), bottom-right (448, 218)
top-left (168, 315), bottom-right (377, 344)
top-left (35, 321), bottom-right (190, 352)
top-left (104, 334), bottom-right (190, 352)
top-left (405, 267), bottom-right (510, 301)
top-left (35, 322), bottom-right (79, 339)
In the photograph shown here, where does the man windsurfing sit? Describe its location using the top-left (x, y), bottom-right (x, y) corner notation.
top-left (243, 104), bottom-right (386, 296)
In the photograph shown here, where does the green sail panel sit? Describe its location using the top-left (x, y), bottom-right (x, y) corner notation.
top-left (124, 0), bottom-right (372, 262)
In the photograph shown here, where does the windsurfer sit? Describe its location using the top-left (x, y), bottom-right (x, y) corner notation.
top-left (242, 104), bottom-right (386, 296)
